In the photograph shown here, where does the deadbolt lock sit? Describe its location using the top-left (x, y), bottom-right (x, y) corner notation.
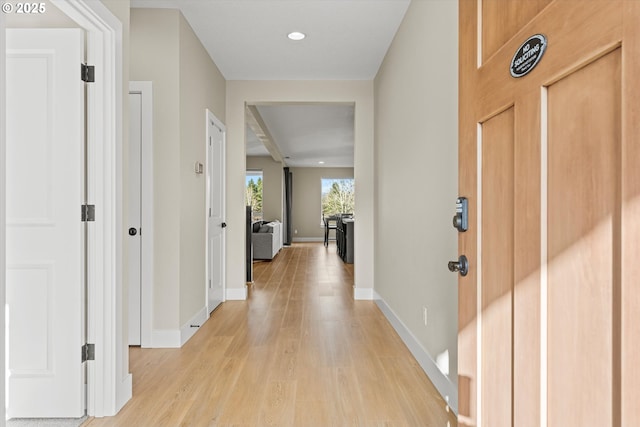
top-left (452, 197), bottom-right (468, 232)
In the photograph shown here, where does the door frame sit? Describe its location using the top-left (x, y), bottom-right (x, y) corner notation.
top-left (0, 8), bottom-right (7, 423)
top-left (50, 0), bottom-right (129, 416)
top-left (1, 0), bottom-right (129, 417)
top-left (129, 82), bottom-right (154, 348)
top-left (205, 109), bottom-right (226, 311)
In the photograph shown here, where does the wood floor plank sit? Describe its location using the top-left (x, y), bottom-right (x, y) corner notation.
top-left (333, 366), bottom-right (366, 423)
top-left (83, 243), bottom-right (456, 427)
top-left (258, 381), bottom-right (297, 427)
top-left (293, 399), bottom-right (333, 427)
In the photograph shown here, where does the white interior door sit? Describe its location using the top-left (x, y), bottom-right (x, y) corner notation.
top-left (128, 92), bottom-right (142, 346)
top-left (128, 81), bottom-right (153, 348)
top-left (6, 28), bottom-right (84, 418)
top-left (207, 111), bottom-right (225, 313)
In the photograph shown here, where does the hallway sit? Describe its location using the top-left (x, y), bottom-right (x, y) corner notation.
top-left (85, 243), bottom-right (455, 426)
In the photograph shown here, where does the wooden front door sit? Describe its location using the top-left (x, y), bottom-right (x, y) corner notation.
top-left (457, 1), bottom-right (640, 426)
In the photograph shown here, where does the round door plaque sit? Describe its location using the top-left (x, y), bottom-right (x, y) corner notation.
top-left (510, 34), bottom-right (547, 78)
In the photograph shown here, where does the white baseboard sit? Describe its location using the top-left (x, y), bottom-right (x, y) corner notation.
top-left (180, 306), bottom-right (209, 346)
top-left (353, 286), bottom-right (375, 300)
top-left (375, 297), bottom-right (458, 415)
top-left (292, 237), bottom-right (324, 242)
top-left (115, 373), bottom-right (132, 413)
top-left (149, 306), bottom-right (210, 348)
top-left (151, 328), bottom-right (181, 348)
top-left (226, 286), bottom-right (247, 300)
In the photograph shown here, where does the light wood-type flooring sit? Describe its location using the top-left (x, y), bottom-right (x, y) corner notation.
top-left (84, 243), bottom-right (456, 427)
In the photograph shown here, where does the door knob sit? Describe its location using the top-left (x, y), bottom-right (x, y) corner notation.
top-left (128, 227), bottom-right (137, 236)
top-left (221, 222), bottom-right (227, 228)
top-left (448, 255), bottom-right (469, 276)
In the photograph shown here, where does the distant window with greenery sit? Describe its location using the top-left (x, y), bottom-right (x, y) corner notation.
top-left (321, 178), bottom-right (354, 220)
top-left (246, 170), bottom-right (263, 222)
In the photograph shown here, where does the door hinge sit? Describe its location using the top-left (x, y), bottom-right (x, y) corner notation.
top-left (81, 63), bottom-right (95, 83)
top-left (82, 343), bottom-right (95, 362)
top-left (81, 204), bottom-right (95, 222)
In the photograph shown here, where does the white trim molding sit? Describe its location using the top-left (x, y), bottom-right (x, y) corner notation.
top-left (226, 286), bottom-right (248, 301)
top-left (0, 9), bottom-right (7, 423)
top-left (292, 237), bottom-right (324, 243)
top-left (180, 306), bottom-right (209, 346)
top-left (151, 329), bottom-right (181, 348)
top-left (353, 286), bottom-right (375, 300)
top-left (151, 306), bottom-right (211, 348)
top-left (50, 0), bottom-right (126, 417)
top-left (375, 296), bottom-right (458, 415)
top-left (116, 374), bottom-right (132, 413)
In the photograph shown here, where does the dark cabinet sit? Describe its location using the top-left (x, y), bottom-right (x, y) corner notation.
top-left (337, 218), bottom-right (354, 264)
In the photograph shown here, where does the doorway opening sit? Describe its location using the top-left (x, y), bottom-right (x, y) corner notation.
top-left (244, 103), bottom-right (355, 250)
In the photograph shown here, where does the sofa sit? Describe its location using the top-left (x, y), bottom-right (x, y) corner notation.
top-left (252, 220), bottom-right (282, 260)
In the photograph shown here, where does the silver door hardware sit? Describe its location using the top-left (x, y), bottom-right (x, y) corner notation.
top-left (194, 161), bottom-right (203, 174)
top-left (81, 204), bottom-right (95, 222)
top-left (81, 343), bottom-right (95, 362)
top-left (81, 63), bottom-right (95, 83)
top-left (452, 197), bottom-right (468, 232)
top-left (448, 255), bottom-right (469, 276)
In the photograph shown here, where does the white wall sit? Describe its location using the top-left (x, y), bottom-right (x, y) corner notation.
top-left (291, 167), bottom-right (354, 240)
top-left (131, 8), bottom-right (181, 331)
top-left (178, 13), bottom-right (226, 326)
top-left (227, 82), bottom-right (374, 298)
top-left (130, 8), bottom-right (226, 334)
top-left (374, 0), bottom-right (459, 406)
top-left (246, 156), bottom-right (283, 222)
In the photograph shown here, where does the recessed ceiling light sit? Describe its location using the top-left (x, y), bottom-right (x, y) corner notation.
top-left (287, 31), bottom-right (306, 41)
top-left (318, 161), bottom-right (325, 164)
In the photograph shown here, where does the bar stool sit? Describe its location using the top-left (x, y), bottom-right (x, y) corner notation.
top-left (323, 214), bottom-right (337, 247)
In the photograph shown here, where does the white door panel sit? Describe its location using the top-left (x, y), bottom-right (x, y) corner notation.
top-left (128, 92), bottom-right (142, 346)
top-left (207, 112), bottom-right (225, 312)
top-left (6, 29), bottom-right (84, 418)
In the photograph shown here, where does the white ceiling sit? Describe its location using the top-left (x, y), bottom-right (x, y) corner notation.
top-left (246, 125), bottom-right (269, 157)
top-left (130, 0), bottom-right (411, 167)
top-left (256, 104), bottom-right (354, 168)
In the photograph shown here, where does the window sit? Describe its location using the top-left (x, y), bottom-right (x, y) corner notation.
top-left (321, 178), bottom-right (354, 220)
top-left (246, 170), bottom-right (263, 222)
